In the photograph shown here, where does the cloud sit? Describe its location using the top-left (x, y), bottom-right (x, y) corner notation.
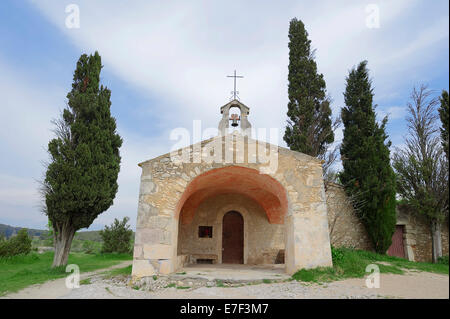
top-left (1, 0), bottom-right (448, 229)
top-left (29, 1), bottom-right (448, 133)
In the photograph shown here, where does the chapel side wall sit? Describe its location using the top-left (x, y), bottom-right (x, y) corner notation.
top-left (325, 183), bottom-right (374, 251)
top-left (178, 193), bottom-right (285, 264)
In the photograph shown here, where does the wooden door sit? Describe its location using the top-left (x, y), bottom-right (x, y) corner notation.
top-left (387, 225), bottom-right (405, 258)
top-left (222, 211), bottom-right (244, 264)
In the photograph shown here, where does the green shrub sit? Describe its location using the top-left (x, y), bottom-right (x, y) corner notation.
top-left (437, 255), bottom-right (449, 265)
top-left (331, 245), bottom-right (344, 262)
top-left (100, 217), bottom-right (133, 254)
top-left (0, 229), bottom-right (32, 257)
top-left (82, 240), bottom-right (99, 254)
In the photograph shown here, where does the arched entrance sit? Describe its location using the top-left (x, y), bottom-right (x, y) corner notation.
top-left (222, 211), bottom-right (244, 264)
top-left (175, 166), bottom-right (288, 266)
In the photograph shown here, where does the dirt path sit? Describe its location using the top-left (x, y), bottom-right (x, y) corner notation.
top-left (148, 271), bottom-right (449, 299)
top-left (1, 260), bottom-right (132, 299)
top-left (4, 266), bottom-right (448, 299)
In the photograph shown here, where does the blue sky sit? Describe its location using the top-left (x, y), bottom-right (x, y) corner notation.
top-left (0, 0), bottom-right (448, 230)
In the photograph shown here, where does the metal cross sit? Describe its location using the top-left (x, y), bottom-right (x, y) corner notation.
top-left (227, 70), bottom-right (244, 100)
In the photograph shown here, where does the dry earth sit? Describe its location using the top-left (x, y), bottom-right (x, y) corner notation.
top-left (2, 264), bottom-right (448, 299)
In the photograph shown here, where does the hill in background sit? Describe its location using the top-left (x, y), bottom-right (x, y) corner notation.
top-left (0, 223), bottom-right (105, 242)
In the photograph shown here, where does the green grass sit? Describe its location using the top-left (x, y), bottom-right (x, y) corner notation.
top-left (80, 278), bottom-right (91, 285)
top-left (292, 247), bottom-right (449, 283)
top-left (164, 283), bottom-right (176, 288)
top-left (102, 264), bottom-right (132, 278)
top-left (262, 279), bottom-right (272, 284)
top-left (0, 251), bottom-right (132, 296)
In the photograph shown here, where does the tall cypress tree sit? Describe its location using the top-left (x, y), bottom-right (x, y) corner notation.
top-left (339, 61), bottom-right (396, 254)
top-left (283, 18), bottom-right (334, 157)
top-left (43, 52), bottom-right (122, 267)
top-left (439, 90), bottom-right (449, 161)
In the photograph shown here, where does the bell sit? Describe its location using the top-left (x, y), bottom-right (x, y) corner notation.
top-left (230, 113), bottom-right (240, 127)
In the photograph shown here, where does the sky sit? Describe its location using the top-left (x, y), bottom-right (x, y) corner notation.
top-left (0, 0), bottom-right (448, 231)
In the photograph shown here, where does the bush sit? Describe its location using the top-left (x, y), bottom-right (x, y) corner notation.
top-left (437, 255), bottom-right (449, 265)
top-left (0, 229), bottom-right (32, 257)
top-left (81, 240), bottom-right (100, 254)
top-left (331, 245), bottom-right (344, 262)
top-left (100, 217), bottom-right (133, 254)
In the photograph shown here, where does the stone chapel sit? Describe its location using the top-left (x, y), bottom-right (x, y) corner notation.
top-left (131, 98), bottom-right (334, 278)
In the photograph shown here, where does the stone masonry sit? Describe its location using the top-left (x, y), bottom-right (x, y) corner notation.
top-left (132, 133), bottom-right (333, 279)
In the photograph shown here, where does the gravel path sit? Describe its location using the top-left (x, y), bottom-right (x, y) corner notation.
top-left (3, 265), bottom-right (448, 299)
top-left (63, 270), bottom-right (448, 299)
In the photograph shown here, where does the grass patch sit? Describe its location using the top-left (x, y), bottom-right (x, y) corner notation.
top-left (80, 278), bottom-right (91, 285)
top-left (102, 264), bottom-right (132, 278)
top-left (0, 251), bottom-right (132, 296)
top-left (292, 247), bottom-right (449, 283)
top-left (262, 279), bottom-right (272, 284)
top-left (164, 283), bottom-right (176, 288)
top-left (176, 286), bottom-right (190, 289)
top-left (216, 279), bottom-right (225, 287)
top-left (176, 271), bottom-right (186, 275)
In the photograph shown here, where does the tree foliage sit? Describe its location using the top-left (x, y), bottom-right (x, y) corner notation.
top-left (42, 52), bottom-right (122, 267)
top-left (100, 217), bottom-right (133, 254)
top-left (339, 61), bottom-right (397, 254)
top-left (439, 90), bottom-right (449, 161)
top-left (284, 18), bottom-right (335, 160)
top-left (0, 229), bottom-right (32, 257)
top-left (393, 85), bottom-right (449, 262)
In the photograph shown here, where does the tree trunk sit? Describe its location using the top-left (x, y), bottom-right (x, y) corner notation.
top-left (431, 219), bottom-right (443, 263)
top-left (52, 223), bottom-right (76, 268)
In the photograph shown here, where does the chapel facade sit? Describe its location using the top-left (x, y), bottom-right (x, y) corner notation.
top-left (131, 99), bottom-right (333, 278)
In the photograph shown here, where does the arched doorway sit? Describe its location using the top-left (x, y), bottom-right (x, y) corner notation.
top-left (222, 211), bottom-right (244, 264)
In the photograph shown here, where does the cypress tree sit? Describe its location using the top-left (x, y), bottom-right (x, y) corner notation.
top-left (339, 61), bottom-right (396, 254)
top-left (439, 90), bottom-right (449, 161)
top-left (43, 52), bottom-right (122, 267)
top-left (283, 18), bottom-right (334, 157)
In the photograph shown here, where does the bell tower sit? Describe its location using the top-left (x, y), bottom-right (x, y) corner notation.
top-left (218, 99), bottom-right (252, 136)
top-left (218, 70), bottom-right (252, 136)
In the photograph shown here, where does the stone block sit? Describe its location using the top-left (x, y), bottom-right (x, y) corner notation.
top-left (158, 259), bottom-right (173, 274)
top-left (135, 228), bottom-right (171, 245)
top-left (143, 244), bottom-right (173, 259)
top-left (132, 259), bottom-right (156, 278)
top-left (140, 180), bottom-right (157, 195)
top-left (133, 245), bottom-right (143, 258)
top-left (148, 216), bottom-right (171, 230)
top-left (136, 202), bottom-right (159, 227)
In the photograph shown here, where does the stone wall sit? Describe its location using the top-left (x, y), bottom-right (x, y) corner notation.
top-left (178, 193), bottom-right (285, 264)
top-left (397, 205), bottom-right (449, 262)
top-left (325, 182), bottom-right (373, 251)
top-left (325, 183), bottom-right (449, 262)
